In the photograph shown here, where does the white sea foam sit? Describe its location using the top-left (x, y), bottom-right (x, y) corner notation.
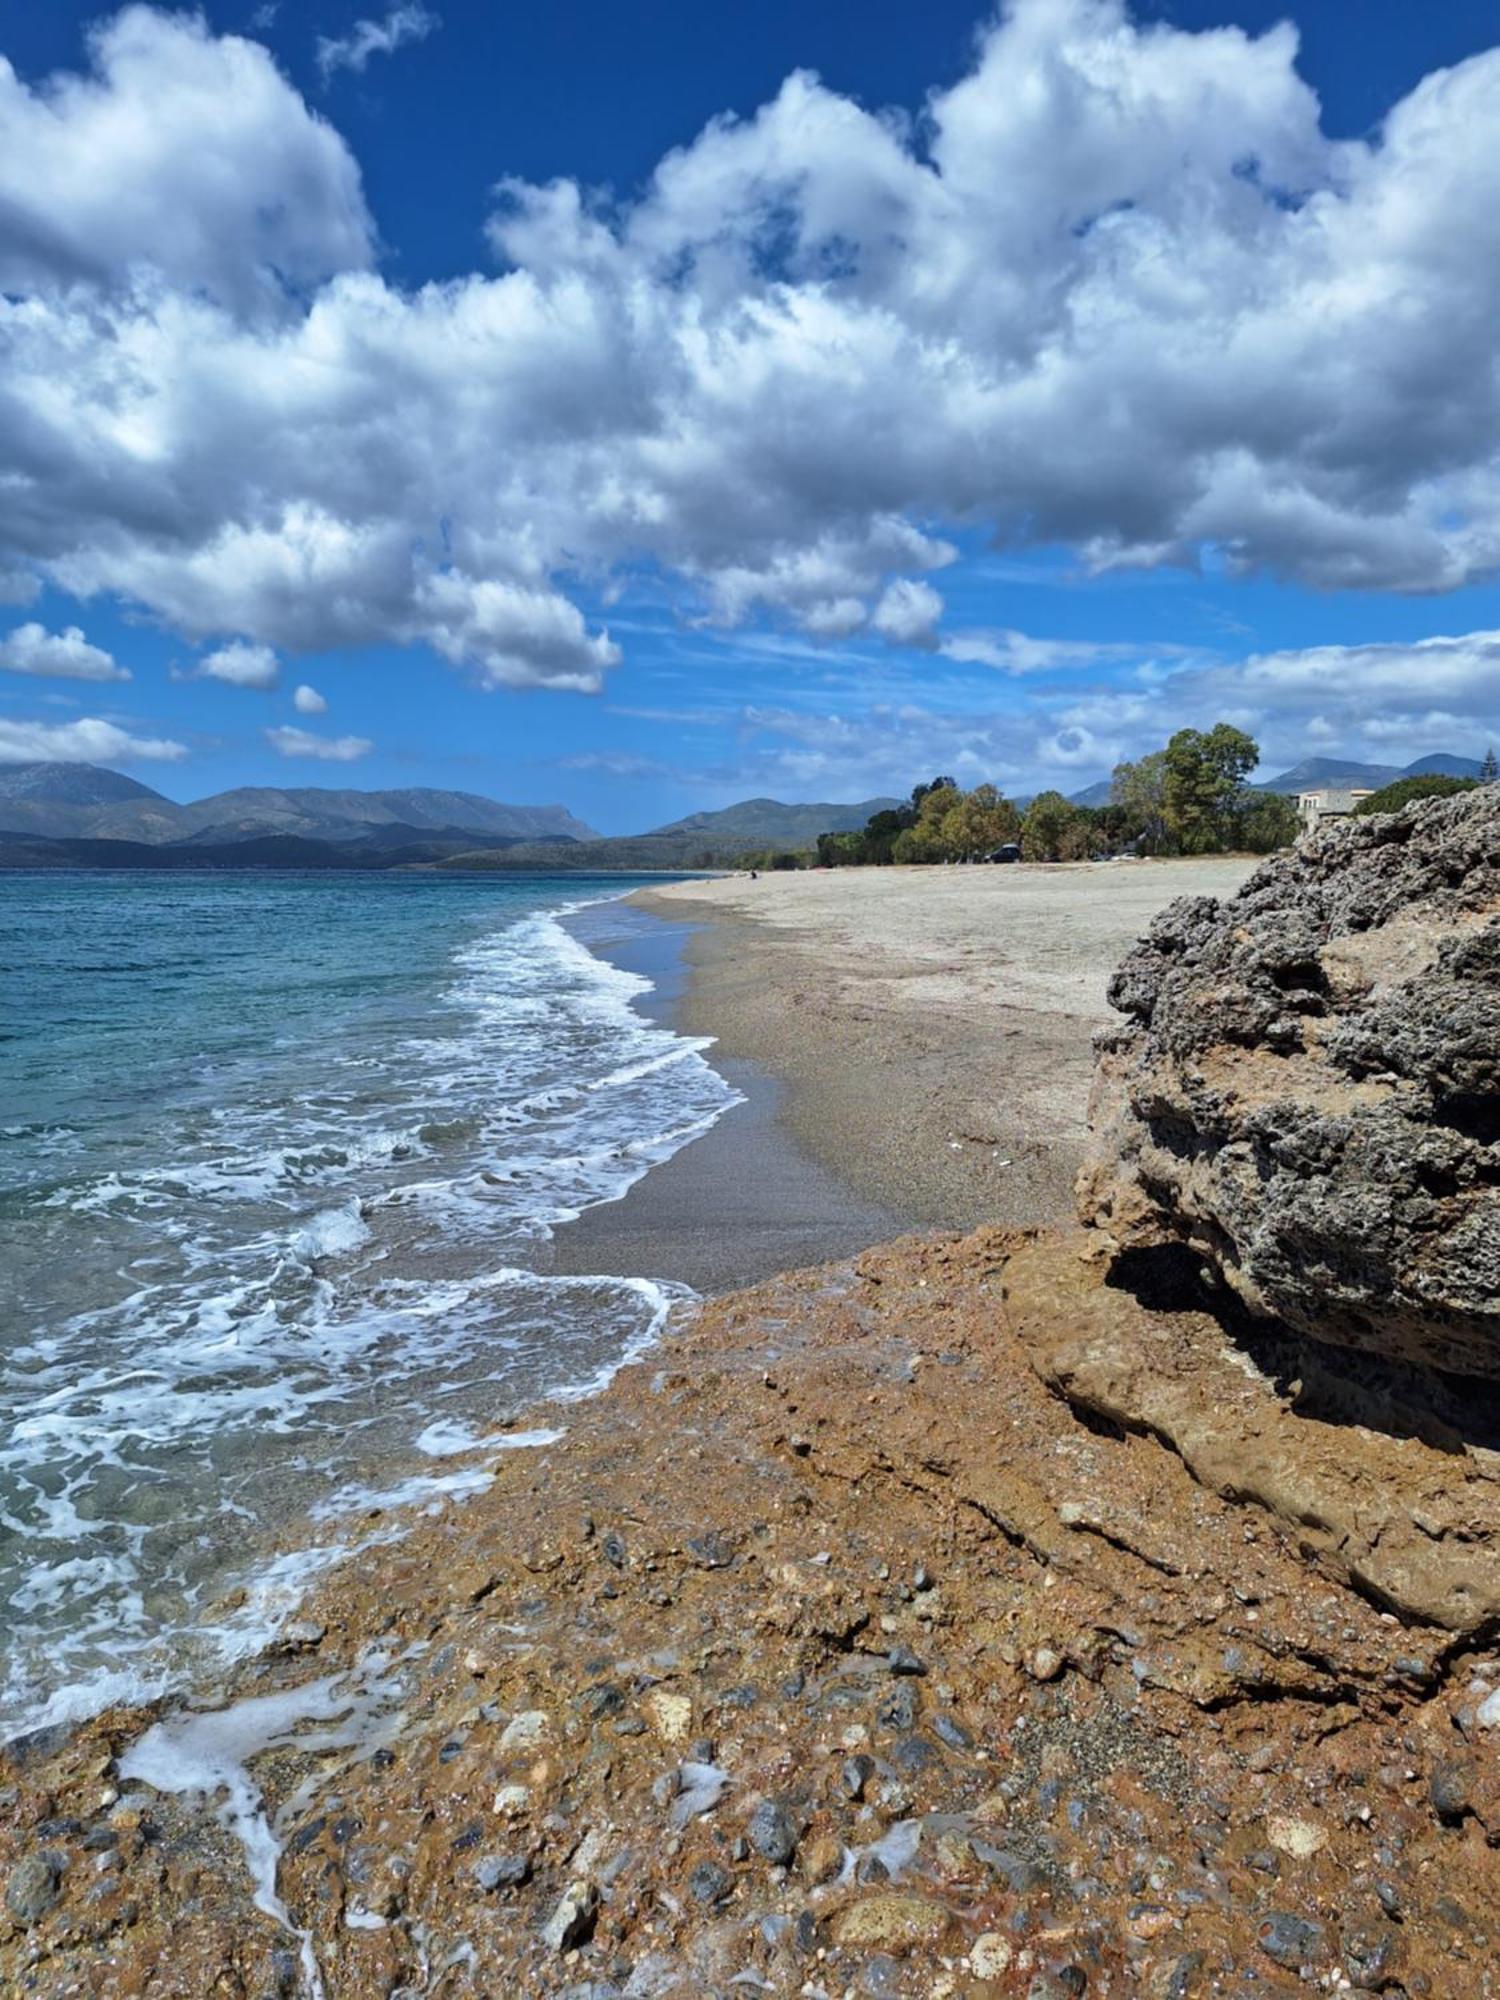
top-left (121, 1650), bottom-right (408, 1998)
top-left (412, 1418), bottom-right (565, 1457)
top-left (2, 887), bottom-right (738, 1742)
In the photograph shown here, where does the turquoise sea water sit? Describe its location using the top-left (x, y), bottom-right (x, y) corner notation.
top-left (0, 870), bottom-right (734, 1736)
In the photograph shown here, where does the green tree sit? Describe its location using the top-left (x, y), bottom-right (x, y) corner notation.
top-left (891, 823), bottom-right (946, 864)
top-left (938, 783), bottom-right (1021, 858)
top-left (1353, 775), bottom-right (1479, 816)
top-left (1022, 790), bottom-right (1084, 861)
top-left (1109, 751), bottom-right (1170, 852)
top-left (1230, 788), bottom-right (1300, 852)
top-left (1163, 725), bottom-right (1259, 853)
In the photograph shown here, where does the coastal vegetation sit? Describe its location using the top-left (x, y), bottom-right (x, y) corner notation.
top-left (1352, 773), bottom-right (1480, 815)
top-left (815, 723), bottom-right (1300, 866)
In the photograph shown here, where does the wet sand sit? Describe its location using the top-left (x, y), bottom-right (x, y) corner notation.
top-left (565, 857), bottom-right (1256, 1252)
top-left (550, 899), bottom-right (908, 1293)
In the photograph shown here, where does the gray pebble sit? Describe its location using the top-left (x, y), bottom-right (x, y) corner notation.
top-left (1429, 1757), bottom-right (1474, 1825)
top-left (6, 1850), bottom-right (63, 1926)
top-left (840, 1754), bottom-right (874, 1800)
top-left (1257, 1911), bottom-right (1326, 1969)
top-left (887, 1732), bottom-right (939, 1773)
top-left (689, 1860), bottom-right (730, 1904)
top-left (542, 1880), bottom-right (598, 1952)
top-left (886, 1645), bottom-right (926, 1677)
top-left (474, 1853), bottom-right (531, 1891)
top-left (747, 1798), bottom-right (798, 1865)
top-left (876, 1683), bottom-right (919, 1731)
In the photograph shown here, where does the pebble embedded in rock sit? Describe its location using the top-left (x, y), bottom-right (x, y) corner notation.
top-left (1027, 1646), bottom-right (1064, 1682)
top-left (747, 1798), bottom-right (797, 1864)
top-left (6, 1851), bottom-right (62, 1926)
top-left (644, 1688), bottom-right (691, 1744)
top-left (970, 1932), bottom-right (1013, 1977)
top-left (1265, 1813), bottom-right (1328, 1858)
top-left (474, 1853), bottom-right (530, 1891)
top-left (841, 1754), bottom-right (874, 1800)
top-left (1256, 1911), bottom-right (1326, 1969)
top-left (831, 1894), bottom-right (952, 1952)
top-left (499, 1710), bottom-right (550, 1753)
top-left (688, 1860), bottom-right (730, 1904)
top-left (542, 1879), bottom-right (598, 1952)
top-left (876, 1683), bottom-right (920, 1730)
top-left (1428, 1758), bottom-right (1475, 1825)
top-left (886, 1645), bottom-right (926, 1676)
top-left (1342, 1921), bottom-right (1403, 1987)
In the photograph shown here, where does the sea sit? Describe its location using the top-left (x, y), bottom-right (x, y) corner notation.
top-left (0, 870), bottom-right (738, 1741)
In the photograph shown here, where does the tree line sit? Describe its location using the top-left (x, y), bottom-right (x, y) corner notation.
top-left (815, 724), bottom-right (1300, 866)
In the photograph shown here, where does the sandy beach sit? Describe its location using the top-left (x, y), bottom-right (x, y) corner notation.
top-left (4, 852), bottom-right (1498, 2000)
top-left (567, 858), bottom-right (1255, 1259)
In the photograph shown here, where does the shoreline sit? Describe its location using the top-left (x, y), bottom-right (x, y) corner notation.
top-left (5, 855), bottom-right (1497, 1998)
top-left (621, 858), bottom-right (1257, 1232)
top-left (548, 897), bottom-right (910, 1294)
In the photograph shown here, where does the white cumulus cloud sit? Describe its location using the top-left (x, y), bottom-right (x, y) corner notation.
top-left (871, 579), bottom-right (944, 650)
top-left (194, 640), bottom-right (280, 689)
top-left (0, 7), bottom-right (372, 309)
top-left (3, 0), bottom-right (1500, 714)
top-left (265, 724), bottom-right (372, 760)
top-left (317, 5), bottom-right (438, 81)
top-left (0, 621), bottom-right (128, 681)
top-left (0, 715), bottom-right (185, 763)
top-left (292, 682), bottom-right (328, 713)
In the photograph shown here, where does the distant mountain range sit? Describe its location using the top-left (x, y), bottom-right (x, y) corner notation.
top-left (0, 764), bottom-right (598, 846)
top-left (646, 796), bottom-right (900, 845)
top-left (1251, 753), bottom-right (1482, 794)
top-left (0, 754), bottom-right (1489, 871)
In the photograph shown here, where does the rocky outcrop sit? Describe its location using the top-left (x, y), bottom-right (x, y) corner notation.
top-left (1078, 785), bottom-right (1500, 1377)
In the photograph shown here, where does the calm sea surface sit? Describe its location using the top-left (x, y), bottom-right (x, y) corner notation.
top-left (0, 870), bottom-right (733, 1737)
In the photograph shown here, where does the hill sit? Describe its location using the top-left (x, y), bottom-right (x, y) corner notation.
top-left (0, 762), bottom-right (187, 841)
top-left (1256, 753), bottom-right (1484, 795)
top-left (177, 784), bottom-right (597, 844)
top-left (0, 764), bottom-right (599, 846)
top-left (646, 796), bottom-right (900, 847)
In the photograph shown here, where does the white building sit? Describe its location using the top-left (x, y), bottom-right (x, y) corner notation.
top-left (1297, 786), bottom-right (1375, 832)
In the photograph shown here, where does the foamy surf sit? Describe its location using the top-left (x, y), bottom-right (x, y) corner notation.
top-left (120, 1645), bottom-right (414, 1999)
top-left (1, 876), bottom-right (738, 1742)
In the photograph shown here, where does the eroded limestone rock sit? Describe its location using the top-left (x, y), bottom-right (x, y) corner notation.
top-left (1079, 785), bottom-right (1500, 1376)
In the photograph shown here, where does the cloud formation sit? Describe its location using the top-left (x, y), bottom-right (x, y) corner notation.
top-left (872, 580), bottom-right (944, 650)
top-left (4, 0), bottom-right (1500, 711)
top-left (265, 724), bottom-right (373, 760)
top-left (195, 640), bottom-right (280, 689)
top-left (292, 682), bottom-right (328, 713)
top-left (317, 5), bottom-right (438, 82)
top-left (0, 7), bottom-right (371, 310)
top-left (0, 715), bottom-right (185, 763)
top-left (0, 622), bottom-right (127, 681)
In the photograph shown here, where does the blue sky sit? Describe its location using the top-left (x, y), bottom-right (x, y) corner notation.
top-left (4, 1), bottom-right (1500, 830)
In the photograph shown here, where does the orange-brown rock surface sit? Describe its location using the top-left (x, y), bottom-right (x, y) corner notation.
top-left (3, 1227), bottom-right (1497, 1998)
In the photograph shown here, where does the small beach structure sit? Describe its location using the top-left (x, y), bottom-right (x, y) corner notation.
top-left (1297, 785), bottom-right (1374, 832)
